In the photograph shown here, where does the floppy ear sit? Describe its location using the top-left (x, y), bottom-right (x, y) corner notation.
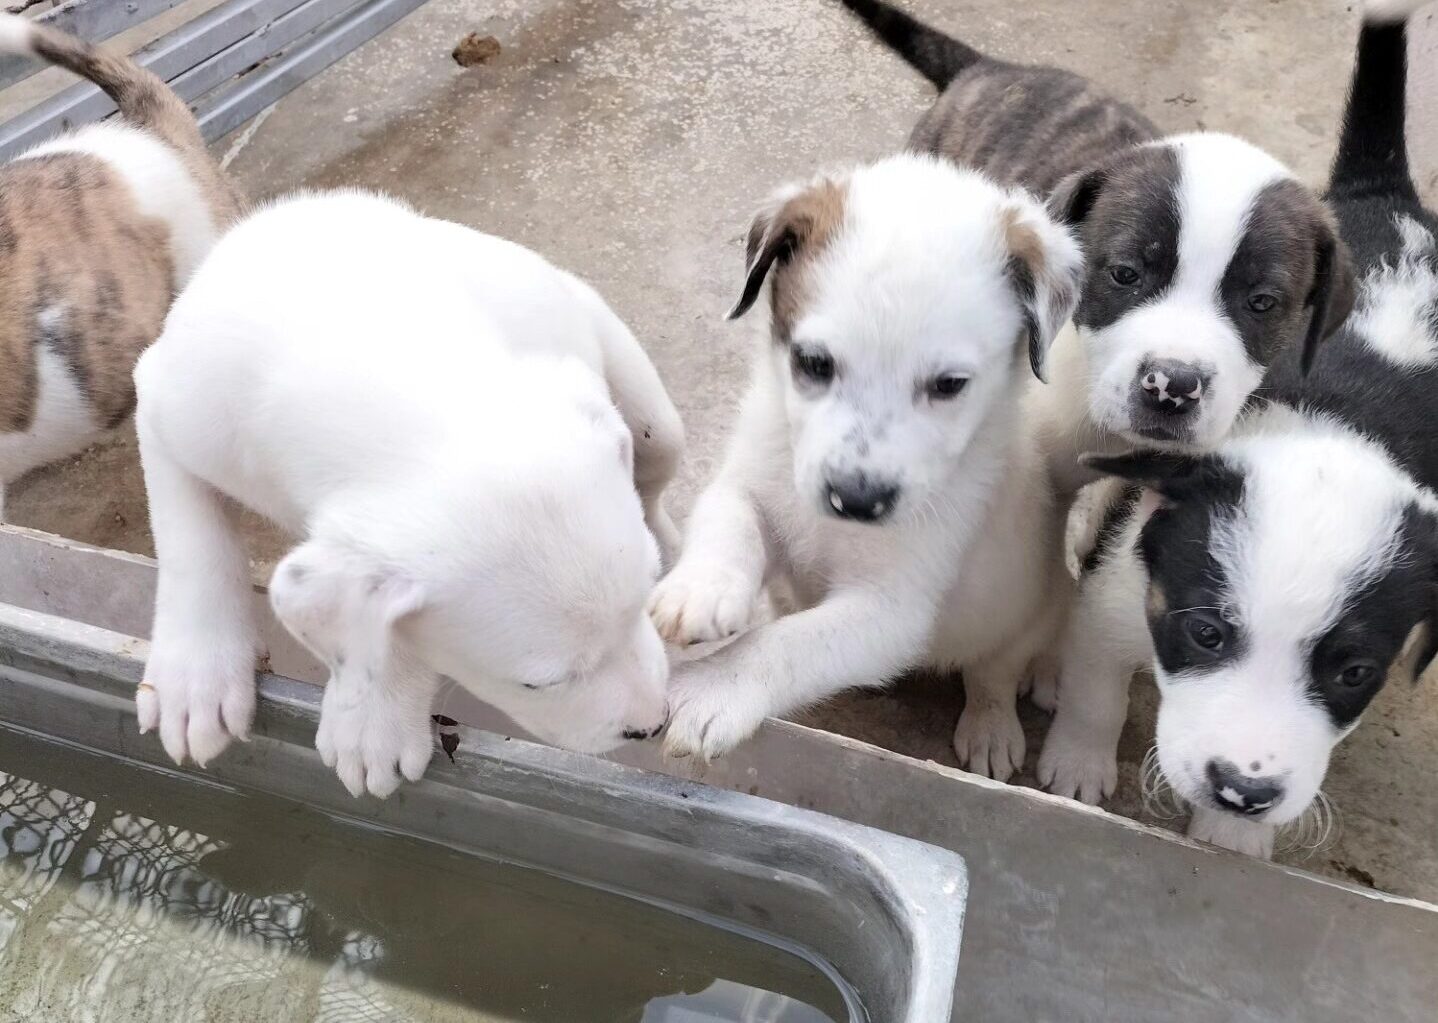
top-left (1048, 166), bottom-right (1108, 227)
top-left (269, 540), bottom-right (425, 685)
top-left (1081, 449), bottom-right (1225, 500)
top-left (728, 177), bottom-right (847, 321)
top-left (1299, 213), bottom-right (1357, 374)
top-left (1000, 196), bottom-right (1084, 381)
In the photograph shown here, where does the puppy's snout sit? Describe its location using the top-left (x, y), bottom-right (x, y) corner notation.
top-left (1205, 758), bottom-right (1284, 816)
top-left (1135, 359), bottom-right (1209, 416)
top-left (824, 473), bottom-right (899, 523)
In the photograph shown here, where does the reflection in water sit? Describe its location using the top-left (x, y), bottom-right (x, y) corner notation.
top-left (0, 729), bottom-right (847, 1022)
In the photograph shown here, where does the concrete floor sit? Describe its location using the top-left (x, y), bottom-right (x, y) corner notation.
top-left (7, 0), bottom-right (1438, 901)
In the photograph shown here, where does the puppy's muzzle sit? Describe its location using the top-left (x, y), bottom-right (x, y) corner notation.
top-left (622, 704), bottom-right (670, 742)
top-left (823, 472), bottom-right (900, 524)
top-left (1205, 758), bottom-right (1284, 817)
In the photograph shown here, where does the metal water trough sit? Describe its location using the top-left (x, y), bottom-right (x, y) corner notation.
top-left (0, 524), bottom-right (1435, 1022)
top-left (0, 592), bottom-right (968, 1023)
top-left (0, 0), bottom-right (425, 159)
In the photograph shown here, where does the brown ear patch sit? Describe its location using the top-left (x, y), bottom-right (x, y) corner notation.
top-left (0, 153), bottom-right (174, 433)
top-left (1146, 581), bottom-right (1168, 619)
top-left (1001, 205), bottom-right (1047, 279)
top-left (731, 177), bottom-right (849, 341)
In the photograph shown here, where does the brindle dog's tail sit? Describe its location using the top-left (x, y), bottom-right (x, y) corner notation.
top-left (1328, 1), bottom-right (1422, 202)
top-left (0, 12), bottom-right (206, 158)
top-left (837, 0), bottom-right (988, 89)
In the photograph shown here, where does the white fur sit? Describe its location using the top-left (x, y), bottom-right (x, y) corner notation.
top-left (21, 123), bottom-right (220, 287)
top-left (0, 345), bottom-right (98, 517)
top-left (1353, 215), bottom-right (1438, 367)
top-left (650, 154), bottom-right (1081, 766)
top-left (1076, 133), bottom-right (1292, 457)
top-left (1361, 0), bottom-right (1433, 23)
top-left (134, 191), bottom-right (682, 795)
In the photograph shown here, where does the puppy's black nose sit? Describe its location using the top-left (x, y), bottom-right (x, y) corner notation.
top-left (1135, 360), bottom-right (1209, 416)
top-left (824, 474), bottom-right (899, 523)
top-left (1206, 758), bottom-right (1284, 816)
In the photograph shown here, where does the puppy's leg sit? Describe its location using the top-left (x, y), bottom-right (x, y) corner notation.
top-left (1186, 806), bottom-right (1277, 859)
top-left (648, 478), bottom-right (767, 645)
top-left (589, 294), bottom-right (685, 564)
top-left (664, 584), bottom-right (933, 760)
top-left (1036, 560), bottom-right (1149, 804)
top-left (137, 422), bottom-right (258, 767)
top-left (1022, 569), bottom-right (1075, 712)
top-left (269, 541), bottom-right (439, 798)
top-left (953, 643), bottom-right (1029, 782)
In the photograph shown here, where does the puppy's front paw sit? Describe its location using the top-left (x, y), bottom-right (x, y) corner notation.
top-left (1037, 727), bottom-right (1118, 804)
top-left (648, 560), bottom-right (757, 646)
top-left (316, 683), bottom-right (433, 798)
top-left (953, 702), bottom-right (1026, 782)
top-left (1186, 807), bottom-right (1276, 859)
top-left (663, 665), bottom-right (768, 761)
top-left (138, 642), bottom-right (257, 767)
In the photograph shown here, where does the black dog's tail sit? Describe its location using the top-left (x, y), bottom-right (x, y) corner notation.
top-left (837, 0), bottom-right (987, 89)
top-left (1328, 2), bottom-right (1423, 201)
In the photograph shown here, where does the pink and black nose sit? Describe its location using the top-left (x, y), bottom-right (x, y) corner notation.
top-left (1206, 758), bottom-right (1284, 816)
top-left (824, 473), bottom-right (899, 523)
top-left (1135, 359), bottom-right (1209, 417)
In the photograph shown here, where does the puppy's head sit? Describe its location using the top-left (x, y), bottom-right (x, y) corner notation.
top-left (729, 154), bottom-right (1082, 524)
top-left (1090, 421), bottom-right (1438, 826)
top-left (270, 379), bottom-right (669, 755)
top-left (1054, 133), bottom-right (1355, 450)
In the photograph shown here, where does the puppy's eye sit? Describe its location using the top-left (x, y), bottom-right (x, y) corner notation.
top-left (1183, 614), bottom-right (1226, 653)
top-left (1335, 660), bottom-right (1379, 689)
top-left (1247, 293), bottom-right (1278, 314)
top-left (1109, 264), bottom-right (1140, 287)
top-left (791, 346), bottom-right (835, 385)
top-left (928, 373), bottom-right (969, 400)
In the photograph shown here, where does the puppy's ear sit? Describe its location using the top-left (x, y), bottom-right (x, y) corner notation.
top-left (1049, 166), bottom-right (1107, 227)
top-left (1081, 449), bottom-right (1236, 503)
top-left (1000, 196), bottom-right (1084, 381)
top-left (1299, 212), bottom-right (1357, 374)
top-left (269, 540), bottom-right (425, 685)
top-left (728, 178), bottom-right (847, 321)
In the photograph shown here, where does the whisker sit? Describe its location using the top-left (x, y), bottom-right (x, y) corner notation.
top-left (1139, 745), bottom-right (1185, 820)
top-left (1277, 790), bottom-right (1340, 857)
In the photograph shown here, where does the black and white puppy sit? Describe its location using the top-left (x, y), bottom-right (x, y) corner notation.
top-left (1057, 5), bottom-right (1438, 857)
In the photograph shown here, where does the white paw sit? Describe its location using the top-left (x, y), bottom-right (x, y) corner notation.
top-left (952, 702), bottom-right (1026, 782)
top-left (138, 641), bottom-right (257, 767)
top-left (662, 663), bottom-right (768, 761)
top-left (1186, 808), bottom-right (1276, 859)
top-left (1037, 727), bottom-right (1118, 804)
top-left (648, 560), bottom-right (757, 646)
top-left (1025, 654), bottom-right (1060, 712)
top-left (316, 683), bottom-right (433, 798)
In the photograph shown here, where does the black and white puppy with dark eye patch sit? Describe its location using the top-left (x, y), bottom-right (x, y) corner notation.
top-left (1057, 5), bottom-right (1438, 858)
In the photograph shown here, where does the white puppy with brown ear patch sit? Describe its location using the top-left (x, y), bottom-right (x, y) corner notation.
top-left (134, 190), bottom-right (682, 797)
top-left (650, 153), bottom-right (1081, 765)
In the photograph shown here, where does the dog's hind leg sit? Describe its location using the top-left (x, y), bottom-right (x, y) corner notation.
top-left (954, 642), bottom-right (1031, 781)
top-left (136, 417), bottom-right (258, 768)
top-left (586, 292), bottom-right (686, 565)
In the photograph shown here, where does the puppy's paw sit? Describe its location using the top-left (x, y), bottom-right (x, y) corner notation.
top-left (316, 683), bottom-right (433, 798)
top-left (662, 665), bottom-right (768, 761)
top-left (648, 560), bottom-right (757, 646)
top-left (138, 642), bottom-right (257, 767)
top-left (1186, 807), bottom-right (1276, 859)
top-left (1037, 728), bottom-right (1118, 804)
top-left (953, 702), bottom-right (1026, 782)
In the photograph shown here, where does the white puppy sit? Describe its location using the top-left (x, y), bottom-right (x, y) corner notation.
top-left (649, 154), bottom-right (1081, 764)
top-left (134, 191), bottom-right (682, 796)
